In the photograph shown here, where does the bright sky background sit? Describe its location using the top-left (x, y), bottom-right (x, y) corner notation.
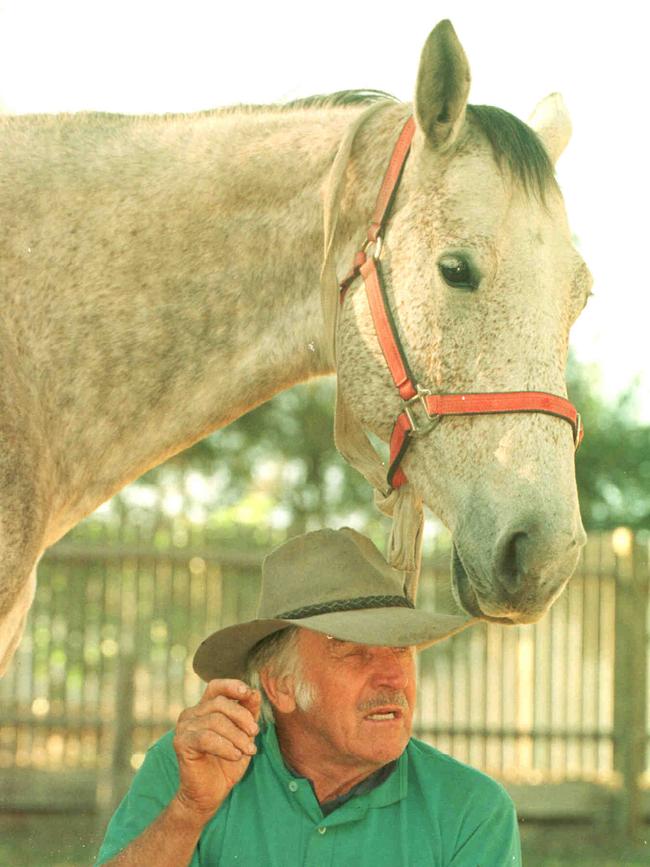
top-left (1, 0), bottom-right (648, 418)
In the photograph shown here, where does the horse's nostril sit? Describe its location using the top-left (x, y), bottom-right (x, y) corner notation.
top-left (496, 524), bottom-right (585, 599)
top-left (499, 530), bottom-right (529, 592)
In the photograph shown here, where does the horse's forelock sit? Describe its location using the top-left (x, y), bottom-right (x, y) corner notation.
top-left (466, 104), bottom-right (558, 201)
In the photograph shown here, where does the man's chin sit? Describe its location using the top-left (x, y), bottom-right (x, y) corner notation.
top-left (357, 722), bottom-right (410, 764)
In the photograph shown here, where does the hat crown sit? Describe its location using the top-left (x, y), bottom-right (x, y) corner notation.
top-left (258, 528), bottom-right (407, 618)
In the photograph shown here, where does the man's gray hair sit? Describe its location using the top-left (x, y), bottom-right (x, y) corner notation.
top-left (244, 626), bottom-right (316, 724)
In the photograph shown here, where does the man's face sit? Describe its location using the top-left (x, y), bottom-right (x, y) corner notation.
top-left (291, 629), bottom-right (416, 771)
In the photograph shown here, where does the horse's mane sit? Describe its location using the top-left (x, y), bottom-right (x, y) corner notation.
top-left (282, 89), bottom-right (399, 109)
top-left (220, 89), bottom-right (398, 115)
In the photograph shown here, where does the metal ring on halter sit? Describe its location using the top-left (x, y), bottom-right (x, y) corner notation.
top-left (403, 385), bottom-right (440, 437)
top-left (362, 235), bottom-right (383, 260)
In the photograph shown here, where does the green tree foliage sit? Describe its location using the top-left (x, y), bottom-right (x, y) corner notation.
top-left (568, 357), bottom-right (650, 530)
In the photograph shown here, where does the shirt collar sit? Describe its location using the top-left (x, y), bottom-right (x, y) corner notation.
top-left (258, 722), bottom-right (408, 825)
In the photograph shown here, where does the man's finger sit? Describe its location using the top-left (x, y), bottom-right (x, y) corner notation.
top-left (181, 713), bottom-right (258, 757)
top-left (178, 728), bottom-right (252, 763)
top-left (201, 678), bottom-right (252, 702)
top-left (238, 688), bottom-right (262, 721)
top-left (188, 694), bottom-right (260, 735)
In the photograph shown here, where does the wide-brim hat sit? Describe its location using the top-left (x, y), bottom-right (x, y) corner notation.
top-left (193, 527), bottom-right (473, 681)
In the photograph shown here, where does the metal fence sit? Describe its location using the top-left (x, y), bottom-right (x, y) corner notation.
top-left (0, 520), bottom-right (648, 832)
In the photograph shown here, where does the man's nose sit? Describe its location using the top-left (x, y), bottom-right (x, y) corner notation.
top-left (371, 650), bottom-right (409, 689)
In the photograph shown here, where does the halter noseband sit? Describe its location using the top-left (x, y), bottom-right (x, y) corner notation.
top-left (339, 116), bottom-right (583, 490)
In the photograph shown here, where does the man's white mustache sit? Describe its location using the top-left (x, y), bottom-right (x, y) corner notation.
top-left (357, 693), bottom-right (408, 713)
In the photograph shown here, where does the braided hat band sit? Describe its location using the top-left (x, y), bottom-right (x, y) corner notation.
top-left (278, 594), bottom-right (415, 620)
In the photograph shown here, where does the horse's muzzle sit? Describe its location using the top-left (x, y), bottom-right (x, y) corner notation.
top-left (451, 523), bottom-right (585, 625)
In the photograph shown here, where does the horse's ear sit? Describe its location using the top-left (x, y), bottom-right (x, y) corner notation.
top-left (414, 20), bottom-right (471, 150)
top-left (528, 93), bottom-right (572, 164)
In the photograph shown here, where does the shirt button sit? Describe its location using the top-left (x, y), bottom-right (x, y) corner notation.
top-left (288, 781), bottom-right (298, 792)
top-left (318, 827), bottom-right (327, 835)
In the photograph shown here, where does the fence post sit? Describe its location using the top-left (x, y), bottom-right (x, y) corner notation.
top-left (109, 643), bottom-right (136, 805)
top-left (612, 532), bottom-right (648, 839)
top-left (109, 552), bottom-right (138, 812)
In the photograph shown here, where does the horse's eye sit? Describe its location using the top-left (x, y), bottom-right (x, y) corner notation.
top-left (438, 255), bottom-right (476, 290)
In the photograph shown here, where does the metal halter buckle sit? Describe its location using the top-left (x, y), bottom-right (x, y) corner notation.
top-left (362, 235), bottom-right (383, 260)
top-left (403, 385), bottom-right (440, 437)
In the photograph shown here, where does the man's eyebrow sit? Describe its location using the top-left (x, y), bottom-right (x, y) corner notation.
top-left (326, 638), bottom-right (357, 652)
top-left (327, 639), bottom-right (413, 653)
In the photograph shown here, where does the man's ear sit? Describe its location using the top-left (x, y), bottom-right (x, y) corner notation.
top-left (260, 668), bottom-right (297, 715)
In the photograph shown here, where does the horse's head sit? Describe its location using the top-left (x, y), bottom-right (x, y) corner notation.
top-left (336, 21), bottom-right (592, 624)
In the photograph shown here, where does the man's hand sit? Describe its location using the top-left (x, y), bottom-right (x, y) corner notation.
top-left (172, 679), bottom-right (262, 823)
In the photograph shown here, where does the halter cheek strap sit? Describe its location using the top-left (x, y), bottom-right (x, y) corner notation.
top-left (339, 116), bottom-right (583, 491)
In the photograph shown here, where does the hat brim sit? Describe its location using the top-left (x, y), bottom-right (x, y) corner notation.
top-left (192, 608), bottom-right (474, 682)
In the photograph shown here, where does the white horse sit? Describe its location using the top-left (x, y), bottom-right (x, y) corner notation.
top-left (0, 20), bottom-right (591, 673)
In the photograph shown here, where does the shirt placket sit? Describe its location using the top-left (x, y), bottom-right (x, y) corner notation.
top-left (303, 819), bottom-right (335, 867)
top-left (284, 777), bottom-right (336, 866)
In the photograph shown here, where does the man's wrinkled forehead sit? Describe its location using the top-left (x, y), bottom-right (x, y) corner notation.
top-left (314, 632), bottom-right (415, 657)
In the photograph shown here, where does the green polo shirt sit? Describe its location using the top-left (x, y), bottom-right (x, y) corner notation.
top-left (95, 724), bottom-right (521, 866)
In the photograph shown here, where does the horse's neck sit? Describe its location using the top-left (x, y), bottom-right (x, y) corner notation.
top-left (6, 104), bottom-right (398, 543)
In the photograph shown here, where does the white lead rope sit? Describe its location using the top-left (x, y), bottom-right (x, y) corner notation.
top-left (319, 103), bottom-right (424, 601)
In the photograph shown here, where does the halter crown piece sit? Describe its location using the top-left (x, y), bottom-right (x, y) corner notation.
top-left (322, 110), bottom-right (583, 600)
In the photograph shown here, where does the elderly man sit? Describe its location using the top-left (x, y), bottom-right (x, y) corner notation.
top-left (95, 528), bottom-right (522, 866)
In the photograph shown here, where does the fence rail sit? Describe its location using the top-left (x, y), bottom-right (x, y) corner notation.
top-left (0, 523), bottom-right (648, 832)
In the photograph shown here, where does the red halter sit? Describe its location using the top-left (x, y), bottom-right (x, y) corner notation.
top-left (339, 116), bottom-right (583, 490)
